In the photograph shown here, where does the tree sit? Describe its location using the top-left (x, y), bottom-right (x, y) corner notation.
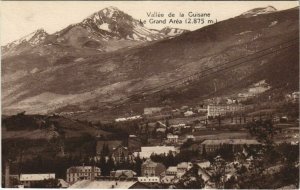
top-left (165, 151), bottom-right (175, 167)
top-left (217, 145), bottom-right (234, 162)
top-left (177, 165), bottom-right (205, 189)
top-left (181, 139), bottom-right (194, 150)
top-left (99, 155), bottom-right (108, 176)
top-left (278, 143), bottom-right (299, 163)
top-left (165, 119), bottom-right (170, 128)
top-left (245, 119), bottom-right (278, 146)
top-left (224, 176), bottom-right (238, 189)
top-left (278, 162), bottom-right (299, 186)
top-left (134, 154), bottom-right (143, 176)
top-left (211, 156), bottom-right (226, 189)
top-left (107, 155), bottom-right (115, 173)
top-left (101, 143), bottom-right (110, 156)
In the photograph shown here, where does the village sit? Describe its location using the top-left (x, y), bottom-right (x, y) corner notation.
top-left (1, 1), bottom-right (299, 189)
top-left (2, 89), bottom-right (299, 189)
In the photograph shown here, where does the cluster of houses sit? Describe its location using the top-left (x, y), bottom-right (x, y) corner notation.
top-left (67, 159), bottom-right (214, 188)
top-left (115, 102), bottom-right (249, 125)
top-left (6, 131), bottom-right (297, 189)
top-left (4, 135), bottom-right (265, 188)
top-left (4, 90), bottom-right (298, 189)
top-left (3, 171), bottom-right (68, 188)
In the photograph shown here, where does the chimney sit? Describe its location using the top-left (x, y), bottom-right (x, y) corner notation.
top-left (5, 161), bottom-right (10, 188)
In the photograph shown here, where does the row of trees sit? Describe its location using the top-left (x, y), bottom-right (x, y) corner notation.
top-left (150, 150), bottom-right (200, 168)
top-left (96, 154), bottom-right (144, 176)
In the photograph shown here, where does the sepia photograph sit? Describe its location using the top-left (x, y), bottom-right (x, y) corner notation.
top-left (1, 0), bottom-right (299, 189)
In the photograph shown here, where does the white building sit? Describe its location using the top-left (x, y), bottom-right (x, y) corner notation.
top-left (176, 162), bottom-right (193, 178)
top-left (115, 115), bottom-right (142, 122)
top-left (20, 173), bottom-right (55, 188)
top-left (167, 134), bottom-right (179, 143)
top-left (138, 176), bottom-right (160, 183)
top-left (144, 107), bottom-right (163, 115)
top-left (186, 135), bottom-right (195, 141)
top-left (171, 123), bottom-right (186, 128)
top-left (165, 166), bottom-right (177, 176)
top-left (207, 104), bottom-right (245, 117)
top-left (156, 127), bottom-right (166, 133)
top-left (66, 166), bottom-right (101, 184)
top-left (164, 162), bottom-right (193, 178)
top-left (196, 160), bottom-right (211, 169)
top-left (184, 111), bottom-right (195, 117)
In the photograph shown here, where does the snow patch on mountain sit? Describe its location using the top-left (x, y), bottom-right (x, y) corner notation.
top-left (240, 6), bottom-right (277, 18)
top-left (98, 23), bottom-right (111, 32)
top-left (79, 7), bottom-right (188, 42)
top-left (236, 31), bottom-right (252, 35)
top-left (159, 27), bottom-right (189, 37)
top-left (269, 21), bottom-right (278, 27)
top-left (6, 29), bottom-right (48, 47)
top-left (2, 29), bottom-right (48, 54)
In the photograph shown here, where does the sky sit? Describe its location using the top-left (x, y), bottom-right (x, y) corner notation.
top-left (1, 1), bottom-right (298, 45)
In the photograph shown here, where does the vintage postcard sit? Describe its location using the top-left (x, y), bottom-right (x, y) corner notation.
top-left (1, 1), bottom-right (299, 189)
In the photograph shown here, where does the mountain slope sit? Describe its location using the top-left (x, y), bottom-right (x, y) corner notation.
top-left (2, 7), bottom-right (299, 119)
top-left (2, 7), bottom-right (188, 55)
top-left (2, 29), bottom-right (49, 55)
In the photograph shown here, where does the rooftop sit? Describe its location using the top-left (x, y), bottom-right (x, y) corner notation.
top-left (141, 146), bottom-right (175, 152)
top-left (166, 166), bottom-right (177, 173)
top-left (142, 159), bottom-right (162, 167)
top-left (167, 134), bottom-right (178, 138)
top-left (67, 166), bottom-right (100, 173)
top-left (201, 139), bottom-right (260, 145)
top-left (111, 170), bottom-right (136, 178)
top-left (20, 173), bottom-right (55, 181)
top-left (68, 179), bottom-right (139, 189)
top-left (177, 162), bottom-right (193, 168)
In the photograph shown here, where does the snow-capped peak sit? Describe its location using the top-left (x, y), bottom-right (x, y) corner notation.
top-left (104, 6), bottom-right (120, 12)
top-left (160, 27), bottom-right (189, 37)
top-left (77, 7), bottom-right (189, 42)
top-left (86, 6), bottom-right (124, 21)
top-left (240, 6), bottom-right (277, 18)
top-left (81, 7), bottom-right (158, 41)
top-left (4, 28), bottom-right (48, 48)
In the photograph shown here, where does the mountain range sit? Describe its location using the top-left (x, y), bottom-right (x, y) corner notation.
top-left (2, 6), bottom-right (299, 121)
top-left (2, 6), bottom-right (188, 56)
